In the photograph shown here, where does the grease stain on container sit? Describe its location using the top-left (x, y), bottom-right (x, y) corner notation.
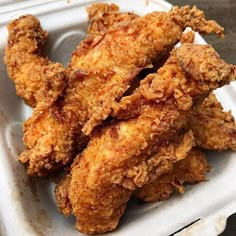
top-left (22, 178), bottom-right (40, 202)
top-left (36, 209), bottom-right (52, 229)
top-left (5, 122), bottom-right (23, 156)
top-left (10, 187), bottom-right (24, 202)
top-left (28, 218), bottom-right (46, 236)
top-left (28, 209), bottom-right (52, 236)
top-left (0, 110), bottom-right (9, 126)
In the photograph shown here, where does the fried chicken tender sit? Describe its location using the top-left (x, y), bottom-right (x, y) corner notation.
top-left (187, 93), bottom-right (236, 151)
top-left (58, 129), bottom-right (194, 234)
top-left (5, 4), bottom-right (133, 108)
top-left (17, 4), bottom-right (136, 176)
top-left (4, 15), bottom-right (66, 107)
top-left (55, 44), bottom-right (235, 234)
top-left (19, 6), bottom-right (223, 176)
top-left (55, 130), bottom-right (194, 232)
top-left (54, 132), bottom-right (194, 218)
top-left (71, 5), bottom-right (224, 135)
top-left (87, 3), bottom-right (138, 36)
top-left (133, 148), bottom-right (209, 202)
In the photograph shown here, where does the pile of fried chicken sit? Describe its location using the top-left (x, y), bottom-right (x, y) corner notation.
top-left (4, 3), bottom-right (236, 234)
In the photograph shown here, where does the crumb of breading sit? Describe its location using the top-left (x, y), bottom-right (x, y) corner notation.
top-left (181, 30), bottom-right (195, 43)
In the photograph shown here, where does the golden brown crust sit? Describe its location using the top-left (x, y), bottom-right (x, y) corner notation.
top-left (4, 15), bottom-right (67, 107)
top-left (133, 148), bottom-right (209, 202)
top-left (70, 6), bottom-right (225, 135)
top-left (68, 130), bottom-right (193, 234)
top-left (18, 4), bottom-right (135, 176)
top-left (87, 3), bottom-right (119, 21)
top-left (55, 44), bottom-right (234, 234)
top-left (55, 175), bottom-right (72, 216)
top-left (180, 30), bottom-right (195, 44)
top-left (113, 44), bottom-right (235, 120)
top-left (187, 93), bottom-right (236, 151)
top-left (176, 44), bottom-right (234, 85)
top-left (18, 101), bottom-right (86, 177)
top-left (68, 10), bottom-right (184, 135)
top-left (87, 3), bottom-right (138, 36)
top-left (170, 6), bottom-right (224, 38)
top-left (19, 5), bottom-right (224, 177)
top-left (6, 5), bottom-right (236, 234)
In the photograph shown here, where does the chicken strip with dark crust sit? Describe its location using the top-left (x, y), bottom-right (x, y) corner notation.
top-left (57, 130), bottom-right (195, 234)
top-left (187, 92), bottom-right (236, 151)
top-left (17, 3), bottom-right (137, 176)
top-left (72, 5), bottom-right (224, 135)
top-left (133, 148), bottom-right (209, 202)
top-left (4, 4), bottom-right (135, 108)
top-left (19, 6), bottom-right (224, 177)
top-left (55, 44), bottom-right (235, 234)
top-left (4, 15), bottom-right (67, 107)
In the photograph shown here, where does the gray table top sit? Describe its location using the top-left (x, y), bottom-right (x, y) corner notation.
top-left (168, 0), bottom-right (236, 65)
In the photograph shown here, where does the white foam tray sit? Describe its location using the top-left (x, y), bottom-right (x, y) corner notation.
top-left (0, 0), bottom-right (236, 235)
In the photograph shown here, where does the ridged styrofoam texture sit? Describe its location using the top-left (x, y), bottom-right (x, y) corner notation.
top-left (0, 1), bottom-right (236, 236)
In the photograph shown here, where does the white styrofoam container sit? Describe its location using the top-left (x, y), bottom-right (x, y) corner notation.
top-left (0, 0), bottom-right (236, 235)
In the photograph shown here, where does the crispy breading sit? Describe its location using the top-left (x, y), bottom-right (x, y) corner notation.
top-left (87, 3), bottom-right (138, 36)
top-left (133, 148), bottom-right (209, 202)
top-left (55, 174), bottom-right (72, 217)
top-left (55, 44), bottom-right (235, 234)
top-left (18, 101), bottom-right (89, 176)
top-left (70, 6), bottom-right (224, 135)
top-left (187, 92), bottom-right (236, 151)
top-left (180, 30), bottom-right (195, 44)
top-left (55, 130), bottom-right (194, 233)
top-left (87, 2), bottom-right (119, 21)
top-left (170, 6), bottom-right (224, 38)
top-left (112, 44), bottom-right (234, 120)
top-left (4, 15), bottom-right (67, 107)
top-left (18, 6), bottom-right (224, 176)
top-left (17, 3), bottom-right (136, 176)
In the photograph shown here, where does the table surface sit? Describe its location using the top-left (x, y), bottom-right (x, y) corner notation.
top-left (168, 0), bottom-right (236, 65)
